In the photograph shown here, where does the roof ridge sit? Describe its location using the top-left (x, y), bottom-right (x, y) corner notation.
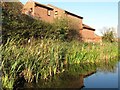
top-left (83, 24), bottom-right (95, 31)
top-left (47, 4), bottom-right (64, 10)
top-left (34, 1), bottom-right (53, 10)
top-left (48, 4), bottom-right (83, 19)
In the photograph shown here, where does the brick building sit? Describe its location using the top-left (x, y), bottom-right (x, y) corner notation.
top-left (94, 34), bottom-right (102, 43)
top-left (80, 24), bottom-right (102, 42)
top-left (48, 4), bottom-right (83, 30)
top-left (22, 0), bottom-right (102, 42)
top-left (80, 24), bottom-right (95, 42)
top-left (22, 1), bottom-right (54, 22)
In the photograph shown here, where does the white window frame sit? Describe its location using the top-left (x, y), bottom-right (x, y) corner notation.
top-left (55, 11), bottom-right (58, 15)
top-left (48, 10), bottom-right (51, 16)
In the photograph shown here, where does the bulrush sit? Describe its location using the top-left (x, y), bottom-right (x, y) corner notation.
top-left (1, 38), bottom-right (118, 89)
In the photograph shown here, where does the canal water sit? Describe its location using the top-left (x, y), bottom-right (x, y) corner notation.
top-left (83, 62), bottom-right (119, 88)
top-left (16, 60), bottom-right (119, 89)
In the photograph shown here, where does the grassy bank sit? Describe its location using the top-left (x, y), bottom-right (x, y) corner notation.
top-left (0, 38), bottom-right (118, 89)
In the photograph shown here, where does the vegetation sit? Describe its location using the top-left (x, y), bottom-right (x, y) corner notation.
top-left (2, 2), bottom-right (81, 44)
top-left (31, 58), bottom-right (118, 88)
top-left (1, 2), bottom-right (118, 89)
top-left (101, 27), bottom-right (117, 42)
top-left (0, 38), bottom-right (118, 89)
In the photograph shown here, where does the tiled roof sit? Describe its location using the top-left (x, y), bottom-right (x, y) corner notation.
top-left (35, 2), bottom-right (53, 10)
top-left (65, 10), bottom-right (83, 19)
top-left (48, 4), bottom-right (83, 19)
top-left (83, 24), bottom-right (95, 31)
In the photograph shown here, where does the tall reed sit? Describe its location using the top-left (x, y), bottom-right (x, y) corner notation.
top-left (0, 38), bottom-right (118, 89)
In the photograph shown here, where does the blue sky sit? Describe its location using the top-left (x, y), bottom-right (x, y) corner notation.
top-left (20, 0), bottom-right (118, 36)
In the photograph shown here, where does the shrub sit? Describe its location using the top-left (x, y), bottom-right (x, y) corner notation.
top-left (2, 2), bottom-right (81, 43)
top-left (101, 27), bottom-right (116, 42)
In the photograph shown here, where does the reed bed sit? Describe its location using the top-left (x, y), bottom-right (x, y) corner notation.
top-left (0, 38), bottom-right (118, 89)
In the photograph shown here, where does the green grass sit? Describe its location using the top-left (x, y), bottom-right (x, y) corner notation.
top-left (0, 38), bottom-right (118, 89)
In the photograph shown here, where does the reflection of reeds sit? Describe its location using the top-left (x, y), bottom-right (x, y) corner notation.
top-left (27, 58), bottom-right (118, 88)
top-left (0, 38), bottom-right (118, 89)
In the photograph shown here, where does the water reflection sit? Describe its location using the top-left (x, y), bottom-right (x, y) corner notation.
top-left (84, 69), bottom-right (118, 88)
top-left (16, 59), bottom-right (119, 89)
top-left (20, 71), bottom-right (96, 89)
top-left (83, 60), bottom-right (118, 88)
top-left (63, 70), bottom-right (97, 88)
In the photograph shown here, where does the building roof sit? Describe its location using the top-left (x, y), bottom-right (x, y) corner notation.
top-left (48, 4), bottom-right (83, 19)
top-left (83, 24), bottom-right (95, 31)
top-left (65, 10), bottom-right (83, 19)
top-left (34, 2), bottom-right (53, 10)
top-left (48, 4), bottom-right (63, 10)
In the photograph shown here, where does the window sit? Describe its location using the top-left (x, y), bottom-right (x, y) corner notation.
top-left (48, 10), bottom-right (51, 16)
top-left (55, 11), bottom-right (58, 15)
top-left (26, 8), bottom-right (33, 16)
top-left (29, 8), bottom-right (33, 13)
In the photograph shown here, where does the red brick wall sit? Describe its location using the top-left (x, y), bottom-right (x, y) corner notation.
top-left (81, 29), bottom-right (95, 38)
top-left (22, 2), bottom-right (54, 23)
top-left (34, 6), bottom-right (54, 22)
top-left (80, 29), bottom-right (102, 42)
top-left (94, 35), bottom-right (102, 43)
top-left (22, 2), bottom-right (34, 16)
top-left (47, 4), bottom-right (65, 19)
top-left (48, 4), bottom-right (83, 30)
top-left (81, 29), bottom-right (95, 42)
top-left (66, 14), bottom-right (83, 30)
